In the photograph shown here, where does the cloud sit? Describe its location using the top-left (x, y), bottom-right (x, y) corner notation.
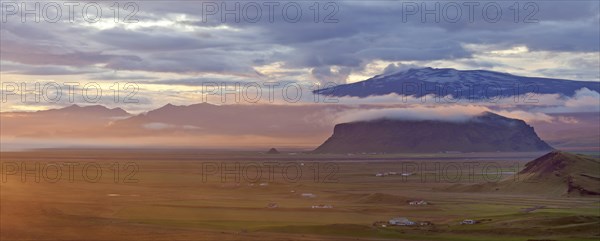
top-left (147, 76), bottom-right (258, 86)
top-left (335, 105), bottom-right (489, 123)
top-left (1, 1), bottom-right (599, 113)
top-left (382, 63), bottom-right (423, 75)
top-left (311, 66), bottom-right (352, 85)
top-left (142, 122), bottom-right (175, 130)
top-left (0, 61), bottom-right (102, 75)
top-left (327, 87), bottom-right (599, 125)
top-left (536, 88), bottom-right (600, 113)
top-left (494, 110), bottom-right (554, 123)
top-left (332, 104), bottom-right (566, 125)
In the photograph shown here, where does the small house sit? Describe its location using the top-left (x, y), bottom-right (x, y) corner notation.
top-left (409, 200), bottom-right (428, 205)
top-left (461, 219), bottom-right (477, 225)
top-left (301, 193), bottom-right (317, 198)
top-left (389, 217), bottom-right (416, 226)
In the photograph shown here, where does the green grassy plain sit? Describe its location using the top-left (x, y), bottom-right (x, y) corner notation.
top-left (1, 150), bottom-right (598, 240)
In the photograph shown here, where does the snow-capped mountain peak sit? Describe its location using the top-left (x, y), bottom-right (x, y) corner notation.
top-left (315, 67), bottom-right (599, 99)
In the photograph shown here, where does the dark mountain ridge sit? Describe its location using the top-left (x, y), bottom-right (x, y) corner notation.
top-left (314, 112), bottom-right (553, 153)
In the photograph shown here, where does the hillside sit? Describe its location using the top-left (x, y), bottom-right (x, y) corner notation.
top-left (451, 151), bottom-right (600, 196)
top-left (517, 151), bottom-right (600, 195)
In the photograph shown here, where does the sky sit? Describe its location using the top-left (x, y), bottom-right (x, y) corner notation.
top-left (1, 0), bottom-right (599, 112)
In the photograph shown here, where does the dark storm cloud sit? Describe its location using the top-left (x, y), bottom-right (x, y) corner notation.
top-left (1, 22), bottom-right (142, 67)
top-left (1, 1), bottom-right (598, 82)
top-left (95, 28), bottom-right (211, 51)
top-left (103, 48), bottom-right (257, 74)
top-left (1, 47), bottom-right (141, 67)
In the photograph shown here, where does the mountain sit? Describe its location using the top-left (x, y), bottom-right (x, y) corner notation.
top-left (1, 103), bottom-right (597, 151)
top-left (313, 112), bottom-right (553, 153)
top-left (451, 151), bottom-right (600, 196)
top-left (0, 104), bottom-right (130, 138)
top-left (110, 103), bottom-right (342, 137)
top-left (314, 67), bottom-right (600, 99)
top-left (1, 104), bottom-right (129, 118)
top-left (41, 104), bottom-right (130, 117)
top-left (99, 103), bottom-right (347, 148)
top-left (1, 103), bottom-right (347, 149)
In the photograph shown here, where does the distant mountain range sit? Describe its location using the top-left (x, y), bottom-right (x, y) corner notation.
top-left (1, 103), bottom-right (598, 151)
top-left (44, 104), bottom-right (130, 117)
top-left (314, 112), bottom-right (553, 153)
top-left (109, 103), bottom-right (342, 137)
top-left (0, 103), bottom-right (342, 149)
top-left (314, 67), bottom-right (600, 99)
top-left (0, 104), bottom-right (131, 138)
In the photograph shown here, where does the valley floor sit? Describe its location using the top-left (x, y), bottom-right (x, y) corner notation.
top-left (1, 150), bottom-right (599, 241)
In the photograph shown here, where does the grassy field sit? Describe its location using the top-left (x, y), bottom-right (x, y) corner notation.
top-left (1, 150), bottom-right (598, 240)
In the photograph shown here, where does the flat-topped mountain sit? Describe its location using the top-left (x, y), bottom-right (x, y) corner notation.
top-left (313, 112), bottom-right (553, 153)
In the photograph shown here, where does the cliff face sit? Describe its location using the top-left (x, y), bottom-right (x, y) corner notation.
top-left (314, 112), bottom-right (553, 153)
